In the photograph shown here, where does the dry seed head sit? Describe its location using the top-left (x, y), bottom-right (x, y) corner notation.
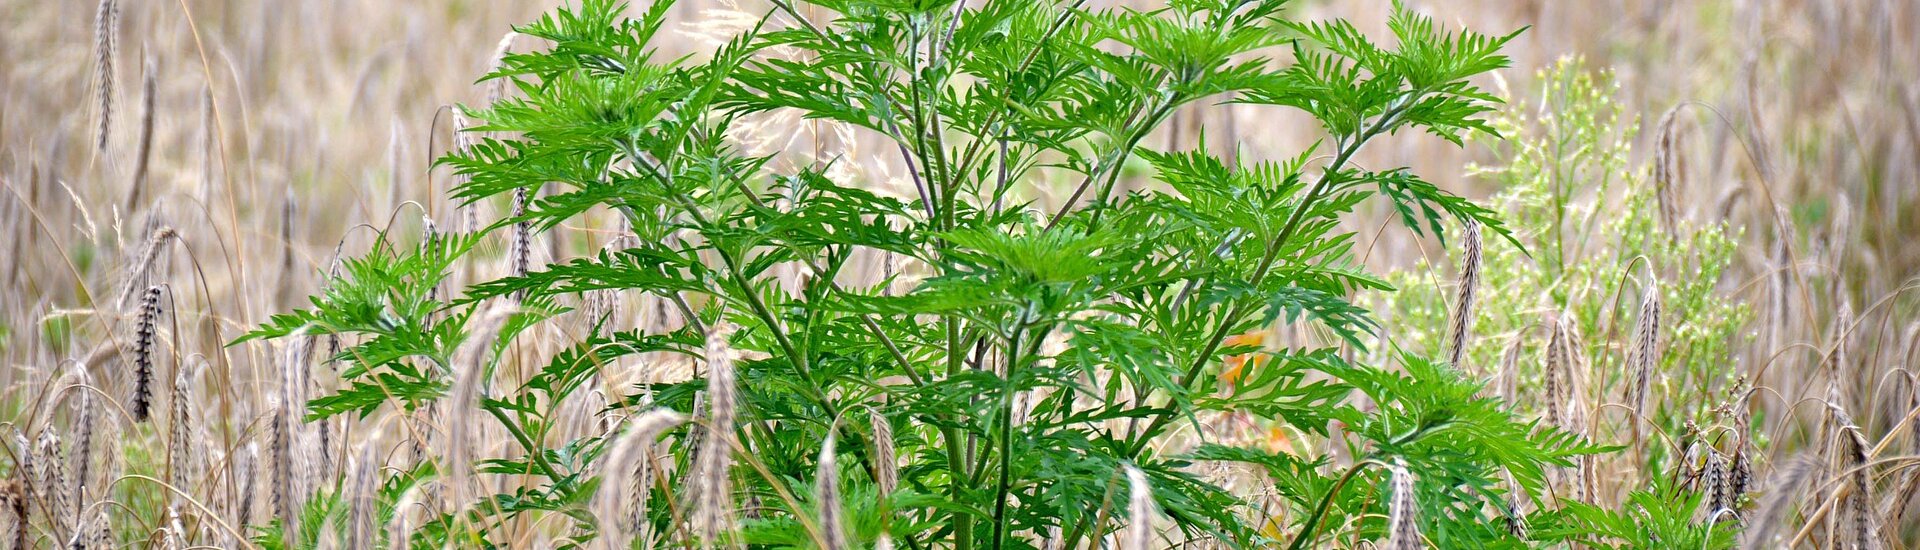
top-left (1821, 300), bottom-right (1855, 440)
top-left (268, 401), bottom-right (295, 549)
top-left (130, 284), bottom-right (164, 422)
top-left (73, 505), bottom-right (111, 550)
top-left (1837, 424), bottom-right (1878, 550)
top-left (1502, 498), bottom-right (1528, 540)
top-left (1728, 450), bottom-right (1752, 508)
top-left (447, 305), bottom-right (513, 508)
top-left (1385, 461), bottom-right (1420, 550)
top-left (451, 112), bottom-right (481, 234)
top-left (1627, 290), bottom-right (1661, 442)
top-left (91, 0), bottom-right (118, 155)
top-left (1651, 106), bottom-right (1683, 236)
top-left (66, 366), bottom-right (97, 517)
top-left (1543, 318), bottom-right (1569, 428)
top-left (2, 478), bottom-right (22, 550)
top-left (486, 32), bottom-right (517, 107)
top-left (1123, 465), bottom-right (1155, 550)
top-left (1742, 455), bottom-right (1814, 549)
top-left (581, 287), bottom-right (619, 338)
top-left (127, 56), bottom-right (156, 212)
top-left (386, 486), bottom-right (422, 550)
top-left (686, 321), bottom-right (740, 549)
top-left (1445, 221), bottom-right (1482, 367)
top-left (277, 335), bottom-right (320, 509)
top-left (1495, 332), bottom-right (1523, 401)
top-left (816, 433), bottom-right (847, 550)
top-left (1886, 468), bottom-right (1920, 535)
top-left (167, 358), bottom-right (197, 508)
top-left (347, 445), bottom-right (378, 550)
top-left (234, 442), bottom-right (259, 533)
top-left (34, 430), bottom-right (72, 541)
top-left (870, 410), bottom-right (897, 496)
top-left (509, 185), bottom-right (533, 299)
top-left (1702, 450), bottom-right (1731, 516)
top-left (117, 227), bottom-right (176, 311)
top-left (594, 408), bottom-right (687, 550)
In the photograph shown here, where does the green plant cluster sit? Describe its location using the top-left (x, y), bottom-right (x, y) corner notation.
top-left (1371, 59), bottom-right (1754, 548)
top-left (246, 1), bottom-right (1613, 548)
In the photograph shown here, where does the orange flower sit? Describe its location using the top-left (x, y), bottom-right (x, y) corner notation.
top-left (1263, 426), bottom-right (1293, 455)
top-left (1217, 331), bottom-right (1269, 387)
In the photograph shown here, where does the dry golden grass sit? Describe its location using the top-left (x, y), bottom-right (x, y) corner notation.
top-left (1, 0), bottom-right (1916, 547)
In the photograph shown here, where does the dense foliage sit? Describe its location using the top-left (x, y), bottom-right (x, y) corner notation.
top-left (246, 0), bottom-right (1613, 547)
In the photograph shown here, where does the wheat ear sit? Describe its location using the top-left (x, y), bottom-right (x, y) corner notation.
top-left (1651, 106), bottom-right (1683, 236)
top-left (126, 56), bottom-right (155, 212)
top-left (1444, 221), bottom-right (1482, 367)
top-left (1627, 290), bottom-right (1661, 445)
top-left (686, 322), bottom-right (740, 549)
top-left (594, 408), bottom-right (687, 550)
top-left (130, 285), bottom-right (164, 422)
top-left (90, 0), bottom-right (119, 156)
top-left (33, 430), bottom-right (72, 542)
top-left (1123, 465), bottom-right (1156, 550)
top-left (816, 433), bottom-right (847, 550)
top-left (870, 409), bottom-right (897, 497)
top-left (1386, 461), bottom-right (1421, 550)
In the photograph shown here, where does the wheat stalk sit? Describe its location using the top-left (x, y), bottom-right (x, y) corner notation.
top-left (167, 358), bottom-right (197, 514)
top-left (196, 86), bottom-right (216, 205)
top-left (126, 56), bottom-right (156, 213)
top-left (116, 227), bottom-right (177, 311)
top-left (130, 285), bottom-right (164, 422)
top-left (446, 305), bottom-right (512, 512)
top-left (2, 478), bottom-right (23, 550)
top-left (1703, 449), bottom-right (1731, 517)
top-left (1123, 465), bottom-right (1155, 550)
top-left (594, 408), bottom-right (687, 550)
top-left (1494, 332), bottom-right (1522, 401)
top-left (508, 185), bottom-right (532, 301)
top-left (74, 505), bottom-right (111, 549)
top-left (1729, 449), bottom-right (1752, 510)
top-left (385, 487), bottom-right (422, 550)
top-left (1837, 423), bottom-right (1879, 550)
top-left (1543, 317), bottom-right (1569, 429)
top-left (1627, 289), bottom-right (1660, 445)
top-left (33, 430), bottom-right (71, 543)
top-left (870, 409), bottom-right (897, 497)
top-left (1651, 106), bottom-right (1683, 237)
top-left (347, 445), bottom-right (377, 550)
top-left (233, 442), bottom-right (258, 542)
top-left (815, 433), bottom-right (847, 550)
top-left (686, 322), bottom-right (740, 549)
top-left (268, 400), bottom-right (294, 549)
top-left (1445, 221), bottom-right (1482, 367)
top-left (451, 112), bottom-right (481, 235)
top-left (90, 0), bottom-right (119, 156)
top-left (1385, 460), bottom-right (1420, 550)
top-left (65, 366), bottom-right (97, 523)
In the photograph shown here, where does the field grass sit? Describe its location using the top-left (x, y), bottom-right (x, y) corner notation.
top-left (1, 0), bottom-right (1917, 548)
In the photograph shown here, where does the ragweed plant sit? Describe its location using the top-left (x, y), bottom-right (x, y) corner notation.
top-left (246, 0), bottom-right (1606, 548)
top-left (1371, 59), bottom-right (1753, 547)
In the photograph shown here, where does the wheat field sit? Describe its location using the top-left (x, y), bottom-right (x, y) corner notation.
top-left (1, 0), bottom-right (1917, 548)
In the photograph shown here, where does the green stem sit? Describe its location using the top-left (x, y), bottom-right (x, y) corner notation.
top-left (1284, 458), bottom-right (1380, 550)
top-left (483, 403), bottom-right (564, 482)
top-left (988, 324), bottom-right (1024, 550)
top-left (1042, 96), bottom-right (1176, 231)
